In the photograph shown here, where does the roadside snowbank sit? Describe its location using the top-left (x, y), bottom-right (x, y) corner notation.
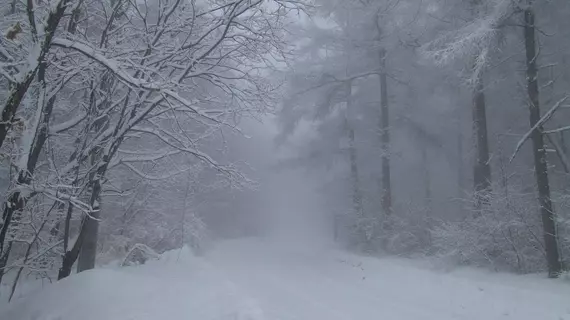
top-left (2, 239), bottom-right (570, 320)
top-left (1, 245), bottom-right (263, 320)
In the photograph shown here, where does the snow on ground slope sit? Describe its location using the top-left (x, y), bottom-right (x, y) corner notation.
top-left (208, 239), bottom-right (570, 320)
top-left (2, 238), bottom-right (570, 320)
top-left (1, 246), bottom-right (265, 320)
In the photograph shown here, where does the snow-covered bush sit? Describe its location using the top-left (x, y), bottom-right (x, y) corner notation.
top-left (121, 244), bottom-right (160, 267)
top-left (375, 205), bottom-right (433, 256)
top-left (341, 202), bottom-right (433, 256)
top-left (98, 206), bottom-right (211, 264)
top-left (559, 270), bottom-right (570, 283)
top-left (431, 189), bottom-right (545, 273)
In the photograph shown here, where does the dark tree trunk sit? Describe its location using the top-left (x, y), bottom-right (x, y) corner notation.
top-left (58, 213), bottom-right (86, 280)
top-left (422, 145), bottom-right (432, 212)
top-left (0, 0), bottom-right (69, 149)
top-left (58, 252), bottom-right (76, 280)
top-left (472, 72), bottom-right (492, 209)
top-left (379, 48), bottom-right (392, 216)
top-left (345, 81), bottom-right (363, 219)
top-left (457, 112), bottom-right (465, 198)
top-left (60, 157), bottom-right (107, 278)
top-left (64, 76), bottom-right (119, 276)
top-left (0, 192), bottom-right (23, 284)
top-left (0, 56), bottom-right (59, 282)
top-left (561, 132), bottom-right (568, 156)
top-left (0, 242), bottom-right (12, 285)
top-left (0, 0), bottom-right (74, 281)
top-left (76, 207), bottom-right (100, 272)
top-left (75, 75), bottom-right (113, 273)
top-left (523, 7), bottom-right (561, 278)
top-left (348, 124), bottom-right (363, 217)
top-left (77, 160), bottom-right (105, 272)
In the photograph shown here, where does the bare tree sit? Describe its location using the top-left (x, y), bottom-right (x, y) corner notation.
top-left (521, 3), bottom-right (561, 277)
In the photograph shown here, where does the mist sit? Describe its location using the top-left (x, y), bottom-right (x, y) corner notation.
top-left (226, 117), bottom-right (331, 251)
top-left (2, 0), bottom-right (570, 318)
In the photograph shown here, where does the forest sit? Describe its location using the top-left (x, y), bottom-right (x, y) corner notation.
top-left (0, 0), bottom-right (570, 309)
top-left (276, 0), bottom-right (570, 278)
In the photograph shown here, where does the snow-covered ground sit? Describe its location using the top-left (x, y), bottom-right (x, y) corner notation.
top-left (2, 238), bottom-right (570, 320)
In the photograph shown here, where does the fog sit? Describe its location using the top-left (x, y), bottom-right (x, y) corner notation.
top-left (2, 0), bottom-right (570, 316)
top-left (230, 118), bottom-right (331, 251)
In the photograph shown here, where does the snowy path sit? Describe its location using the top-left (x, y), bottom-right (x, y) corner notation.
top-left (207, 239), bottom-right (570, 320)
top-left (2, 238), bottom-right (570, 320)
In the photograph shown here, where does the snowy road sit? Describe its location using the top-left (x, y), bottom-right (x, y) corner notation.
top-left (207, 239), bottom-right (570, 320)
top-left (3, 238), bottom-right (570, 320)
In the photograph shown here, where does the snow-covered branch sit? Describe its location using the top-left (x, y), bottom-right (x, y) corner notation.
top-left (511, 96), bottom-right (568, 162)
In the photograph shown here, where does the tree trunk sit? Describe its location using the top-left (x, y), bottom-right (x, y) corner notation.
top-left (457, 111), bottom-right (465, 198)
top-left (561, 132), bottom-right (568, 156)
top-left (0, 4), bottom-right (79, 285)
top-left (77, 156), bottom-right (105, 272)
top-left (76, 75), bottom-right (113, 273)
top-left (379, 48), bottom-right (392, 216)
top-left (0, 0), bottom-right (69, 149)
top-left (343, 80), bottom-right (366, 247)
top-left (472, 71), bottom-right (492, 209)
top-left (58, 211), bottom-right (86, 280)
top-left (348, 124), bottom-right (362, 217)
top-left (345, 81), bottom-right (363, 219)
top-left (0, 193), bottom-right (23, 285)
top-left (76, 211), bottom-right (100, 272)
top-left (0, 60), bottom-right (56, 284)
top-left (0, 242), bottom-right (12, 285)
top-left (422, 145), bottom-right (432, 212)
top-left (523, 6), bottom-right (561, 278)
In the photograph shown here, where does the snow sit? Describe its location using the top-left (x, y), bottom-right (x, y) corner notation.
top-left (51, 38), bottom-right (166, 91)
top-left (2, 238), bottom-right (570, 320)
top-left (49, 113), bottom-right (86, 134)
